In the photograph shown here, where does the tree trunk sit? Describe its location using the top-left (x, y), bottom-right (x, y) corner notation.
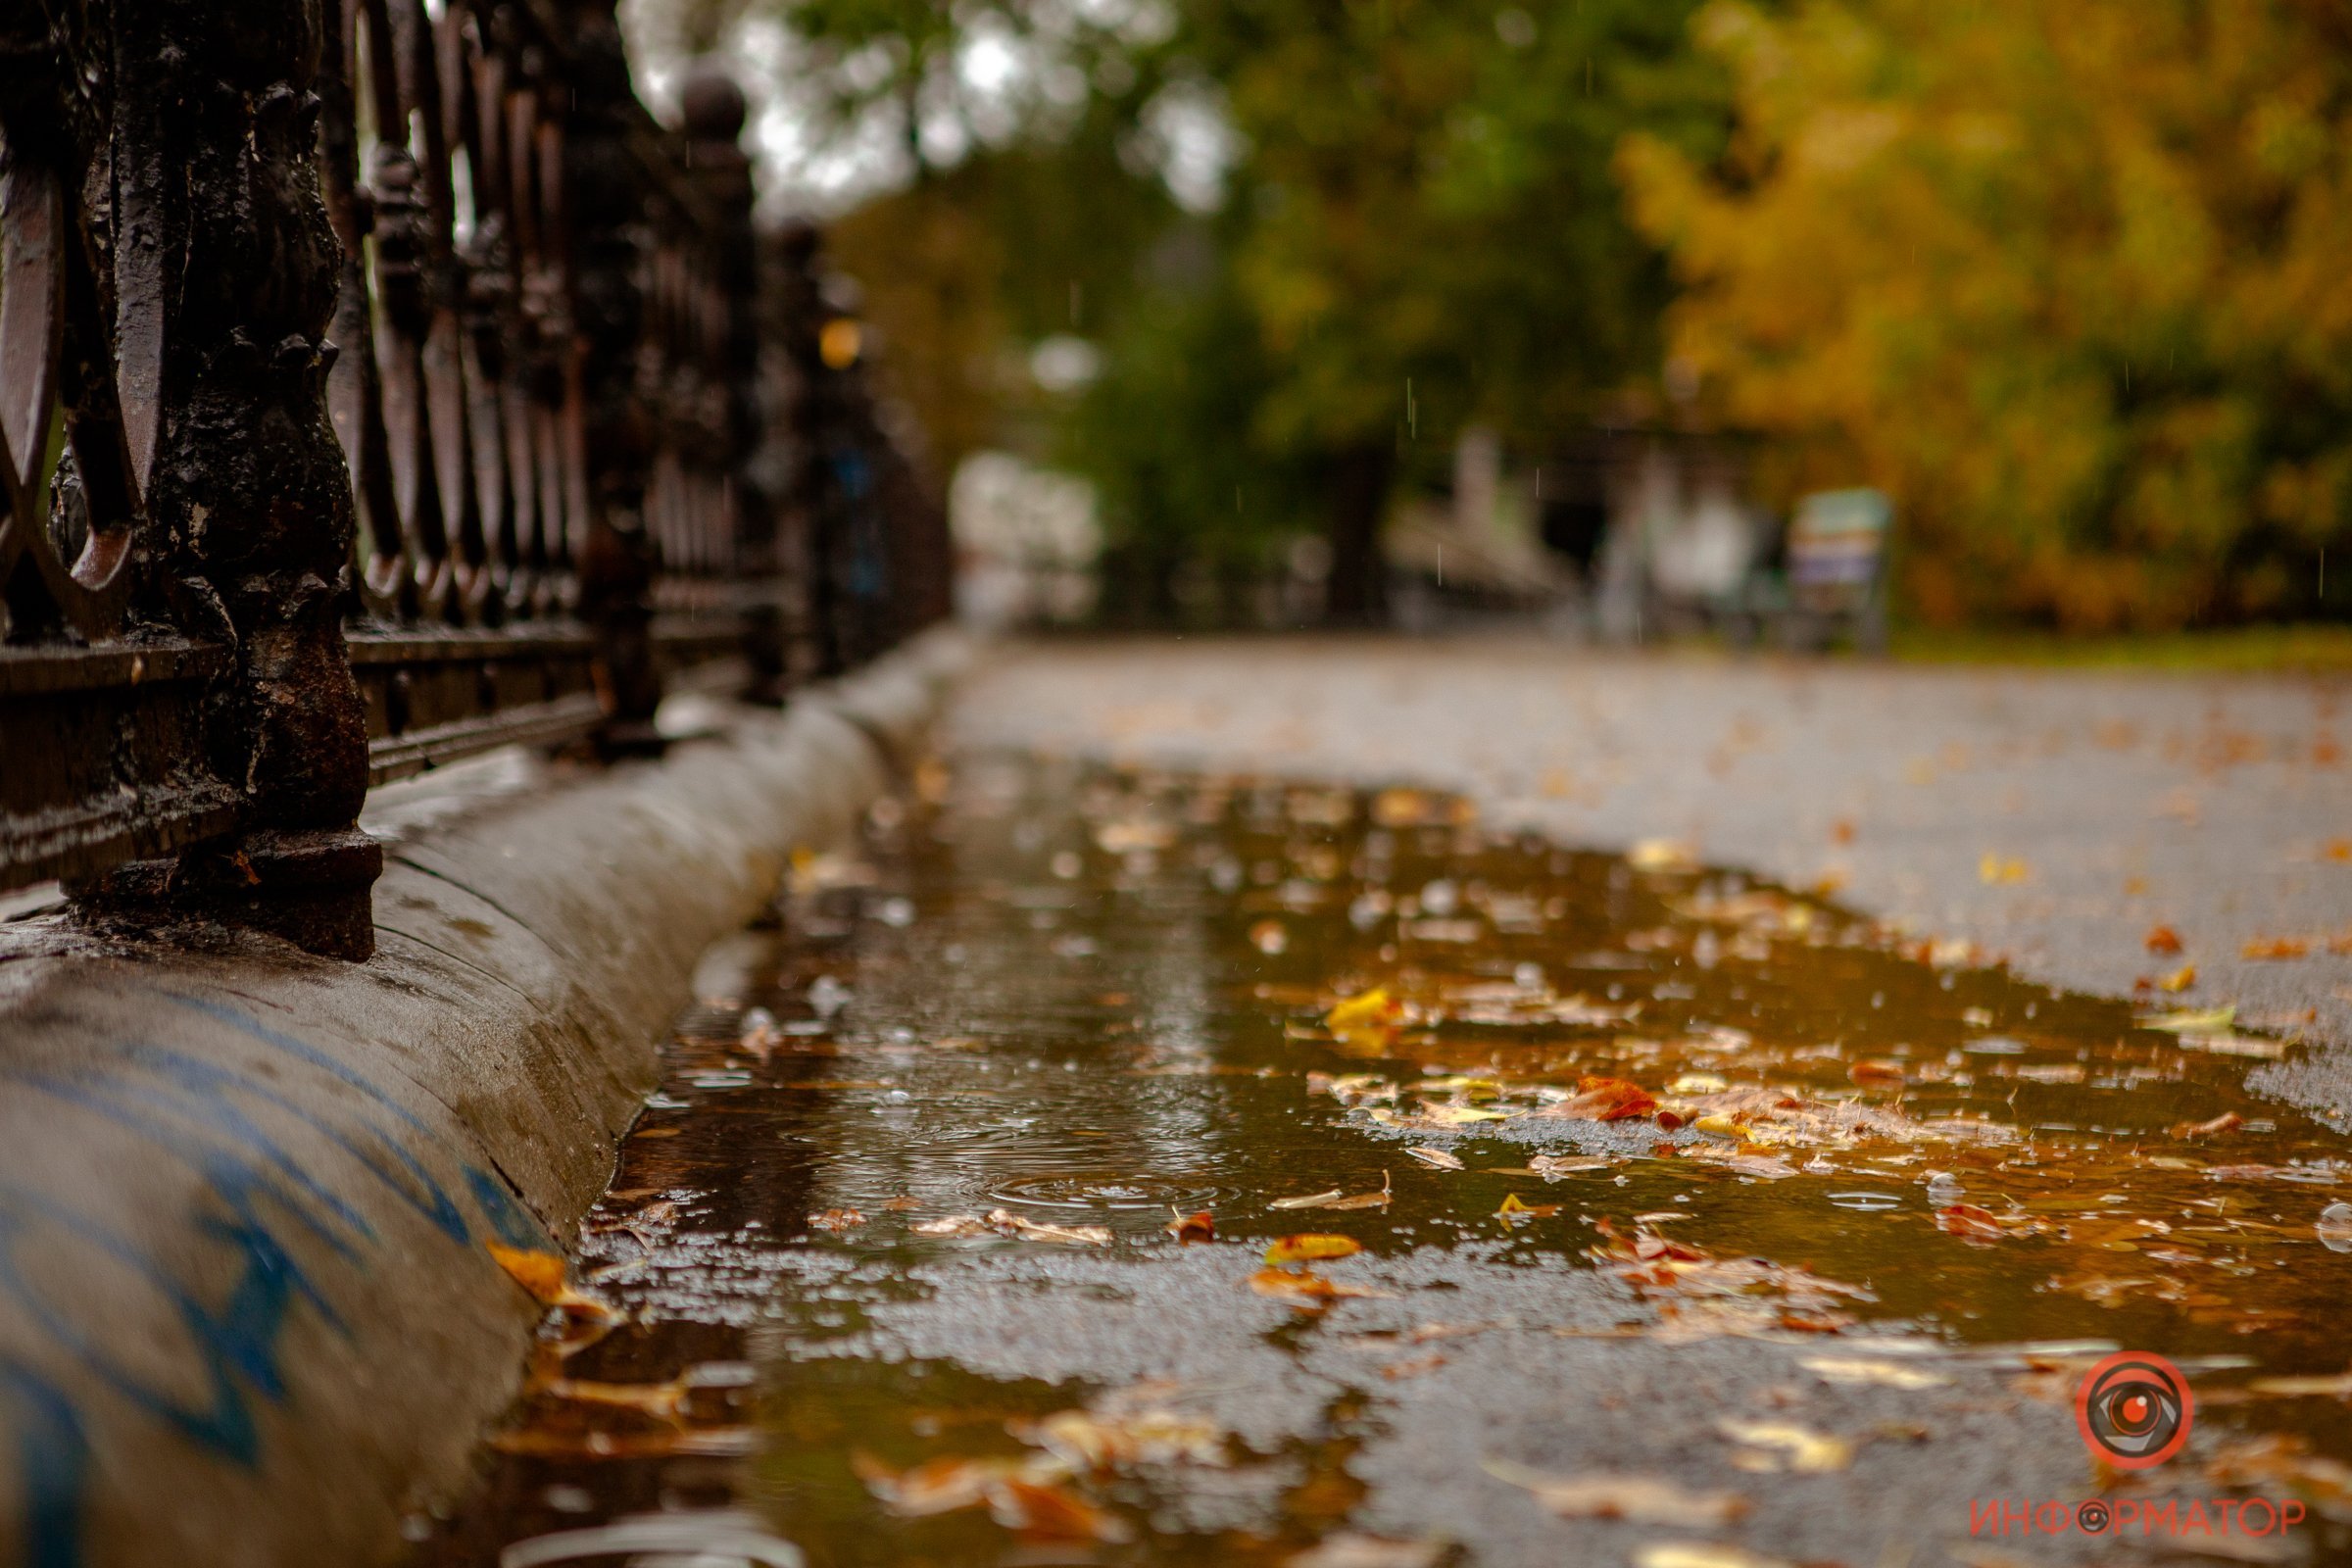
top-left (1325, 440), bottom-right (1395, 626)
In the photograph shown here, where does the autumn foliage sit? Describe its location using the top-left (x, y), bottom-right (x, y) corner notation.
top-left (1620, 0), bottom-right (2352, 630)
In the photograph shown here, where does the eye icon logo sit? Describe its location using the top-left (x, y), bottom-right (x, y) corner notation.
top-left (2077, 1352), bottom-right (2192, 1469)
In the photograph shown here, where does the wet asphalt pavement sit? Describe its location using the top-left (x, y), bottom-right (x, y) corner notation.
top-left (422, 743), bottom-right (2352, 1568)
top-left (948, 638), bottom-right (2352, 1126)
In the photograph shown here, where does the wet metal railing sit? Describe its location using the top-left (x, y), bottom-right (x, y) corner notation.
top-left (0, 0), bottom-right (950, 959)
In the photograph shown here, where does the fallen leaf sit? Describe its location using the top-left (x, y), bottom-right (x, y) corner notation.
top-left (1166, 1208), bottom-right (1215, 1244)
top-left (1717, 1418), bottom-right (1852, 1473)
top-left (989, 1209), bottom-right (1113, 1247)
top-left (2146, 925), bottom-right (2184, 955)
top-left (1275, 1173), bottom-right (1393, 1210)
top-left (1024, 1406), bottom-right (1224, 1470)
top-left (808, 1208), bottom-right (866, 1233)
top-left (1800, 1356), bottom-right (1951, 1390)
top-left (1496, 1193), bottom-right (1562, 1219)
top-left (1405, 1147), bottom-right (1464, 1170)
top-left (488, 1426), bottom-right (758, 1459)
top-left (1847, 1059), bottom-right (1906, 1089)
top-left (2160, 963), bottom-right (2198, 993)
top-left (2242, 937), bottom-right (2311, 960)
top-left (2171, 1112), bottom-right (2245, 1139)
top-left (1265, 1234), bottom-right (1363, 1265)
top-left (488, 1244), bottom-right (617, 1327)
top-left (879, 1194), bottom-right (920, 1212)
top-left (1535, 1075), bottom-right (1658, 1122)
top-left (1249, 1269), bottom-right (1394, 1307)
top-left (1635, 1546), bottom-right (1795, 1568)
top-left (1979, 854), bottom-right (2031, 885)
top-left (1628, 839), bottom-right (1699, 873)
top-left (1380, 1351), bottom-right (1447, 1380)
top-left (530, 1374), bottom-right (693, 1425)
top-left (1326, 986), bottom-right (1402, 1031)
top-left (1528, 1153), bottom-right (1613, 1180)
top-left (1935, 1202), bottom-right (2013, 1241)
top-left (911, 1213), bottom-right (995, 1238)
top-left (1482, 1458), bottom-right (1747, 1526)
top-left (2146, 1005), bottom-right (2236, 1034)
top-left (1286, 1534), bottom-right (1445, 1568)
top-left (2247, 1371), bottom-right (2352, 1397)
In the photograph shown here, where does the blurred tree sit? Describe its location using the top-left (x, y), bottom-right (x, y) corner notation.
top-left (1621, 0), bottom-right (2352, 630)
top-left (1185, 0), bottom-right (1725, 620)
top-left (684, 0), bottom-right (1726, 623)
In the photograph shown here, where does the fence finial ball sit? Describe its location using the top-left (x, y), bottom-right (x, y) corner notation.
top-left (679, 66), bottom-right (748, 143)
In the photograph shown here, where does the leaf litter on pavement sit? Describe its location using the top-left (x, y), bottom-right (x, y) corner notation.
top-left (437, 761), bottom-right (2352, 1566)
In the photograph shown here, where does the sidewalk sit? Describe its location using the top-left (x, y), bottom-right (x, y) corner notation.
top-left (949, 636), bottom-right (2352, 1121)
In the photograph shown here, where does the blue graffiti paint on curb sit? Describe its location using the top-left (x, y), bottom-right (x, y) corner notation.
top-left (0, 994), bottom-right (550, 1565)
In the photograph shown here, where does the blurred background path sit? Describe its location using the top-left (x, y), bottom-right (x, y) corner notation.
top-left (951, 637), bottom-right (2352, 1120)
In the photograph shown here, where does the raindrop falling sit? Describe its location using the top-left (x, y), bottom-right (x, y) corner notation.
top-left (2318, 1202), bottom-right (2352, 1254)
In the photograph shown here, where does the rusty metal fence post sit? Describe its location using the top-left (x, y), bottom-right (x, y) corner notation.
top-left (1, 0), bottom-right (950, 957)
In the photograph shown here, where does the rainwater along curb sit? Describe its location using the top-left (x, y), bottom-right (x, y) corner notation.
top-left (0, 627), bottom-right (974, 1568)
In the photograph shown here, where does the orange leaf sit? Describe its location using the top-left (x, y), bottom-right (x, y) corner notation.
top-left (1166, 1208), bottom-right (1215, 1244)
top-left (2241, 937), bottom-right (2309, 960)
top-left (2144, 925), bottom-right (2183, 955)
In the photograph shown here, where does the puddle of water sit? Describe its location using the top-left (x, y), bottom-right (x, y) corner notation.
top-left (416, 757), bottom-right (2352, 1565)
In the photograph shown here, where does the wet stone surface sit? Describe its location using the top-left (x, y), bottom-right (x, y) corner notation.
top-left (419, 758), bottom-right (2352, 1568)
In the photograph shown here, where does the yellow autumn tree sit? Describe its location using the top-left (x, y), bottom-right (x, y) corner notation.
top-left (1619, 0), bottom-right (2352, 629)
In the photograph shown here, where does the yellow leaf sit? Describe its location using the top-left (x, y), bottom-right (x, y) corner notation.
top-left (1325, 986), bottom-right (1400, 1031)
top-left (1717, 1419), bottom-right (1852, 1473)
top-left (1420, 1103), bottom-right (1509, 1126)
top-left (1628, 838), bottom-right (1698, 873)
top-left (1264, 1233), bottom-right (1363, 1265)
top-left (2159, 963), bottom-right (2196, 993)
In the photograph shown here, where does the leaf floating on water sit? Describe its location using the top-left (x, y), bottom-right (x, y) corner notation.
top-left (1934, 1202), bottom-right (2018, 1242)
top-left (855, 1450), bottom-right (1121, 1539)
top-left (2170, 1112), bottom-right (2245, 1138)
top-left (529, 1373), bottom-right (693, 1425)
top-left (2144, 1004), bottom-right (2236, 1034)
top-left (911, 1213), bottom-right (995, 1238)
top-left (1718, 1419), bottom-right (1852, 1473)
top-left (808, 1207), bottom-right (866, 1233)
top-left (1405, 1146), bottom-right (1464, 1170)
top-left (1270, 1190), bottom-right (1346, 1210)
top-left (489, 1426), bottom-right (759, 1460)
top-left (1022, 1405), bottom-right (1225, 1471)
top-left (1265, 1233), bottom-right (1363, 1265)
top-left (1496, 1193), bottom-right (1562, 1220)
top-left (1482, 1458), bottom-right (1747, 1526)
top-left (1326, 986), bottom-right (1402, 1032)
top-left (1527, 1153), bottom-right (1613, 1180)
top-left (1274, 1172), bottom-right (1393, 1210)
top-left (1847, 1059), bottom-right (1905, 1089)
top-left (1167, 1207), bottom-right (1215, 1244)
top-left (988, 1209), bottom-right (1113, 1247)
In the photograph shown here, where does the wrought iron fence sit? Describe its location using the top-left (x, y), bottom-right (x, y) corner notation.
top-left (0, 0), bottom-right (949, 959)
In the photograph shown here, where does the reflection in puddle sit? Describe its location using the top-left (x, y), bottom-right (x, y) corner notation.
top-left (418, 757), bottom-right (2352, 1566)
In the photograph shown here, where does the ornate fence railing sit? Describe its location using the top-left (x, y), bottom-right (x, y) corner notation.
top-left (0, 0), bottom-right (951, 960)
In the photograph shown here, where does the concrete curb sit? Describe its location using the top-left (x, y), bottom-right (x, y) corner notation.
top-left (0, 627), bottom-right (974, 1568)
